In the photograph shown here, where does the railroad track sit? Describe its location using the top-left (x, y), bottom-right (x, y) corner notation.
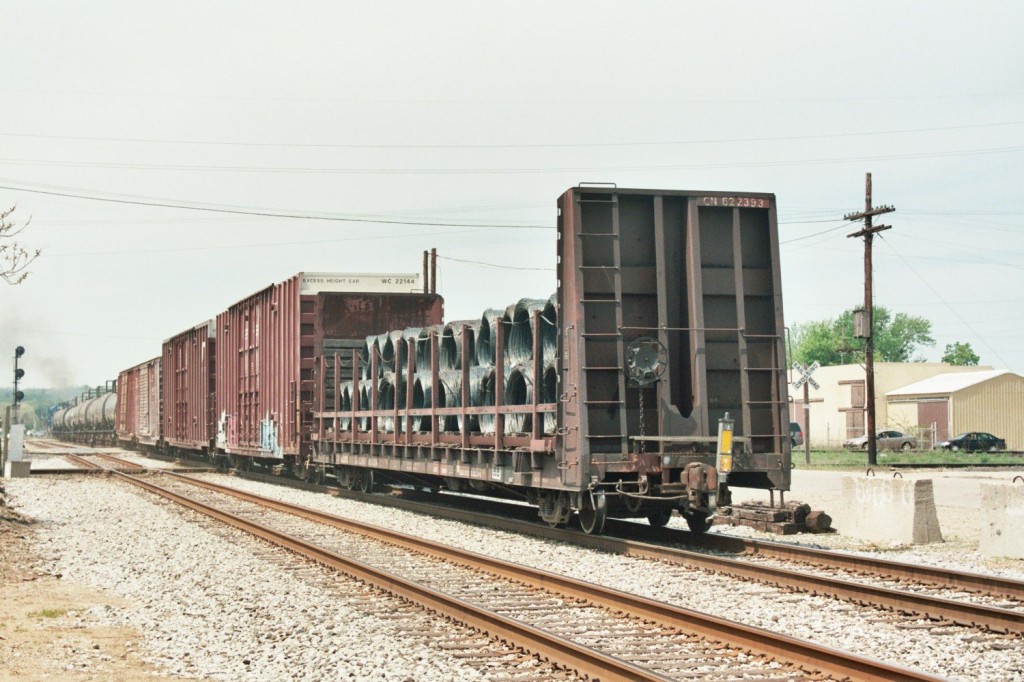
top-left (63, 452), bottom-right (145, 472)
top-left (63, 453), bottom-right (105, 470)
top-left (110, 470), bottom-right (938, 681)
top-left (226, 471), bottom-right (1024, 637)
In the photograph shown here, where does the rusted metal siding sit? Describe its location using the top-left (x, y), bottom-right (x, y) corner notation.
top-left (162, 320), bottom-right (216, 451)
top-left (115, 357), bottom-right (162, 446)
top-left (557, 187), bottom-right (790, 491)
top-left (217, 274), bottom-right (443, 459)
top-left (216, 278), bottom-right (299, 457)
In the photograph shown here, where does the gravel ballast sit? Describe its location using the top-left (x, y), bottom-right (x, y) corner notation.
top-left (193, 474), bottom-right (1024, 681)
top-left (7, 477), bottom-right (502, 681)
top-left (7, 473), bottom-right (1024, 681)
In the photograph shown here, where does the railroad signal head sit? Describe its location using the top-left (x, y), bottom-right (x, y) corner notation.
top-left (13, 389), bottom-right (24, 403)
top-left (14, 368), bottom-right (25, 380)
top-left (14, 346), bottom-right (25, 358)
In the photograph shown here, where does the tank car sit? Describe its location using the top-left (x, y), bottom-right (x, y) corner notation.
top-left (310, 186), bottom-right (792, 534)
top-left (50, 383), bottom-right (117, 445)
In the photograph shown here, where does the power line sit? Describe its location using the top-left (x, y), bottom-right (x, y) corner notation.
top-left (436, 255), bottom-right (554, 272)
top-left (779, 223), bottom-right (851, 244)
top-left (0, 181), bottom-right (550, 228)
top-left (2, 144), bottom-right (1022, 175)
top-left (878, 236), bottom-right (1010, 368)
top-left (43, 227), bottom-right (497, 258)
top-left (4, 119), bottom-right (1022, 150)
top-left (4, 87), bottom-right (1022, 104)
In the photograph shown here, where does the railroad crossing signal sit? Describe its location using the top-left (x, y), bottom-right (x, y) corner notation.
top-left (792, 361), bottom-right (820, 391)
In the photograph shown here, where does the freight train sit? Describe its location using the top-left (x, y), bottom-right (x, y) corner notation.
top-left (51, 185), bottom-right (792, 534)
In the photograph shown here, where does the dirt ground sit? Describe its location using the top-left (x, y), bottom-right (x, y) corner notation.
top-left (0, 484), bottom-right (168, 681)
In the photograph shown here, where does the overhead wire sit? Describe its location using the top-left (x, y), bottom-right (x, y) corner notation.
top-left (436, 255), bottom-right (554, 272)
top-left (3, 119), bottom-right (1022, 149)
top-left (877, 236), bottom-right (1011, 368)
top-left (1, 144), bottom-right (1022, 175)
top-left (0, 181), bottom-right (549, 228)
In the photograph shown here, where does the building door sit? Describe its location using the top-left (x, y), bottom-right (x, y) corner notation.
top-left (845, 409), bottom-right (864, 441)
top-left (918, 400), bottom-right (949, 445)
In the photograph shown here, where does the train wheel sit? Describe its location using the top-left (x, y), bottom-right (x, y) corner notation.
top-left (578, 491), bottom-right (607, 535)
top-left (684, 510), bottom-right (711, 535)
top-left (647, 508), bottom-right (673, 527)
top-left (358, 469), bottom-right (375, 494)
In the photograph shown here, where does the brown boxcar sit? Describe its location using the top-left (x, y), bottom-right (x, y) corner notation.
top-left (215, 272), bottom-right (443, 464)
top-left (116, 357), bottom-right (162, 447)
top-left (311, 187), bottom-right (791, 534)
top-left (162, 320), bottom-right (216, 454)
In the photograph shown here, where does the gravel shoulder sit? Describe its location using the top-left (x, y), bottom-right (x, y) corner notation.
top-left (0, 483), bottom-right (171, 681)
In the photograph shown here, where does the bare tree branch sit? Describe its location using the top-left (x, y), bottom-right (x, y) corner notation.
top-left (1, 205), bottom-right (40, 285)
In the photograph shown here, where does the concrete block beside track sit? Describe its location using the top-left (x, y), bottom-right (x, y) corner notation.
top-left (979, 483), bottom-right (1024, 559)
top-left (3, 460), bottom-right (31, 478)
top-left (834, 477), bottom-right (943, 545)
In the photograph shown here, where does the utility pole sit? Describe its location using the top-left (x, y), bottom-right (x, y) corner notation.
top-left (845, 173), bottom-right (894, 466)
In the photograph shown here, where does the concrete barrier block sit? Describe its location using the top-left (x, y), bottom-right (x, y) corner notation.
top-left (835, 477), bottom-right (943, 545)
top-left (980, 483), bottom-right (1024, 559)
top-left (3, 460), bottom-right (31, 478)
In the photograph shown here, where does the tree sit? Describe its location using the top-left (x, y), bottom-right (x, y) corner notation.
top-left (1, 205), bottom-right (41, 285)
top-left (942, 341), bottom-right (980, 366)
top-left (791, 305), bottom-right (935, 367)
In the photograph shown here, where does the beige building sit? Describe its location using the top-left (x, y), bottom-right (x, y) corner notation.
top-left (787, 362), bottom-right (993, 448)
top-left (887, 370), bottom-right (1024, 450)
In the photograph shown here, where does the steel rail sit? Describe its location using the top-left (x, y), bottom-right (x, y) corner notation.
top-left (235, 471), bottom-right (1024, 606)
top-left (113, 471), bottom-right (674, 682)
top-left (693, 532), bottom-right (1024, 603)
top-left (161, 471), bottom-right (940, 682)
top-left (63, 454), bottom-right (102, 470)
top-left (91, 453), bottom-right (147, 472)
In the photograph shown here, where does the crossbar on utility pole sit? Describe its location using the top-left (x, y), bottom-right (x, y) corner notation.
top-left (845, 172), bottom-right (894, 466)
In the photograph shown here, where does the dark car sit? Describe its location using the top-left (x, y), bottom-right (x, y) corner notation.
top-left (935, 432), bottom-right (1006, 452)
top-left (789, 422), bottom-right (803, 447)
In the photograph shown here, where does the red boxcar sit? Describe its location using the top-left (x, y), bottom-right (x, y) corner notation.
top-left (116, 357), bottom-right (162, 447)
top-left (215, 272), bottom-right (443, 464)
top-left (162, 320), bottom-right (216, 454)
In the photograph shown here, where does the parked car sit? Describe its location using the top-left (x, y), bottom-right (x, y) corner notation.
top-left (844, 430), bottom-right (918, 451)
top-left (789, 422), bottom-right (803, 447)
top-left (935, 432), bottom-right (1006, 452)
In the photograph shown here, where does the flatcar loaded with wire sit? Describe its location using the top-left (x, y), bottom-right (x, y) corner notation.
top-left (309, 186), bottom-right (792, 534)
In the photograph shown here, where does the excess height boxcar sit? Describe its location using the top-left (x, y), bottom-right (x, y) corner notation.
top-left (162, 320), bottom-right (216, 456)
top-left (116, 357), bottom-right (162, 447)
top-left (214, 272), bottom-right (443, 468)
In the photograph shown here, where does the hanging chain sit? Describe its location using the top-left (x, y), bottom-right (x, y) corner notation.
top-left (638, 386), bottom-right (646, 455)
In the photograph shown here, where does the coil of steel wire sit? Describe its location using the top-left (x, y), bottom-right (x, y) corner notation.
top-left (475, 308), bottom-right (505, 367)
top-left (440, 320), bottom-right (478, 371)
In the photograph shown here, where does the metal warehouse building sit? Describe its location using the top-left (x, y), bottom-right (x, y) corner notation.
top-left (886, 370), bottom-right (1024, 450)
top-left (788, 363), bottom-right (990, 447)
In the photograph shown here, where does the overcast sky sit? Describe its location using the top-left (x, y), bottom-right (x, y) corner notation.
top-left (2, 1), bottom-right (1022, 389)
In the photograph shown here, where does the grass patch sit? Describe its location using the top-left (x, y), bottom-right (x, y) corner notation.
top-left (27, 608), bottom-right (67, 619)
top-left (791, 449), bottom-right (1024, 470)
